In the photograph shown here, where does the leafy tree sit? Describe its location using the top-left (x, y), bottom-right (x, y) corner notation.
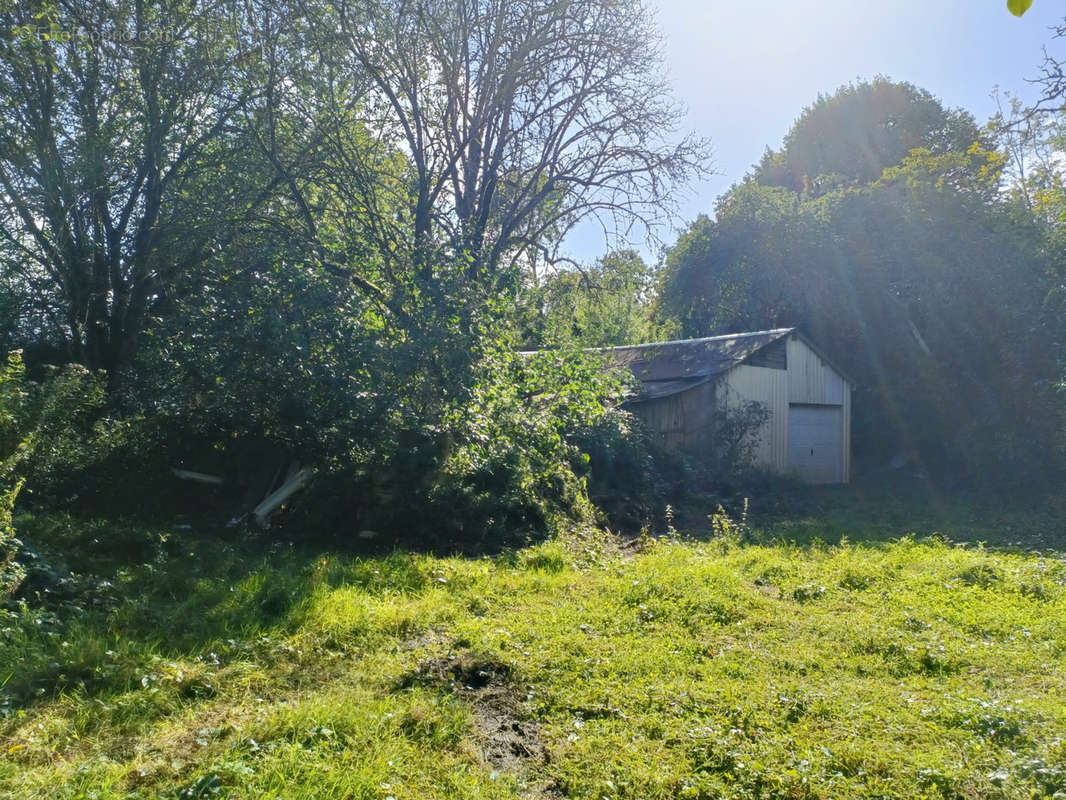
top-left (0, 0), bottom-right (701, 540)
top-left (520, 250), bottom-right (660, 348)
top-left (995, 58), bottom-right (1066, 439)
top-left (656, 187), bottom-right (816, 338)
top-left (218, 0), bottom-right (703, 536)
top-left (756, 79), bottom-right (987, 197)
top-left (126, 0), bottom-right (703, 539)
top-left (0, 0), bottom-right (295, 380)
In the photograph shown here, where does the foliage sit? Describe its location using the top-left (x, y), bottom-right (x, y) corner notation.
top-left (0, 353), bottom-right (25, 596)
top-left (0, 352), bottom-right (108, 594)
top-left (0, 0), bottom-right (296, 377)
top-left (0, 349), bottom-right (120, 593)
top-left (13, 365), bottom-right (115, 500)
top-left (130, 233), bottom-right (643, 544)
top-left (0, 0), bottom-right (705, 382)
top-left (519, 250), bottom-right (662, 349)
top-left (708, 400), bottom-right (771, 477)
top-left (15, 0), bottom-right (704, 544)
top-left (658, 80), bottom-right (1063, 485)
top-left (877, 141), bottom-right (1006, 201)
top-left (416, 347), bottom-right (633, 545)
top-left (755, 78), bottom-right (989, 197)
top-left (568, 408), bottom-right (661, 529)
top-left (0, 477), bottom-right (20, 598)
top-left (655, 190), bottom-right (810, 337)
top-left (996, 44), bottom-right (1066, 473)
top-left (3, 509), bottom-right (1066, 798)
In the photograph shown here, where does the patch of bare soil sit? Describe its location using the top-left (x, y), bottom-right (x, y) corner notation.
top-left (399, 626), bottom-right (449, 651)
top-left (401, 651), bottom-right (557, 795)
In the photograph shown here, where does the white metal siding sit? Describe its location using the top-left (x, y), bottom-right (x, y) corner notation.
top-left (786, 334), bottom-right (851, 482)
top-left (842, 382), bottom-right (851, 482)
top-left (715, 364), bottom-right (789, 471)
top-left (787, 337), bottom-right (846, 405)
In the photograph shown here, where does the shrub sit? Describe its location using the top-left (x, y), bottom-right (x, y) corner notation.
top-left (0, 479), bottom-right (22, 598)
top-left (304, 345), bottom-right (640, 548)
top-left (14, 361), bottom-right (110, 497)
top-left (0, 351), bottom-right (117, 594)
top-left (572, 408), bottom-right (662, 529)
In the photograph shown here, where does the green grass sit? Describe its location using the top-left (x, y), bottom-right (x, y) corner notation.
top-left (1, 507), bottom-right (1065, 799)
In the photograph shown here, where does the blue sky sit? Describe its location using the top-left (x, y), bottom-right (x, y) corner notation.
top-left (564, 0), bottom-right (1066, 264)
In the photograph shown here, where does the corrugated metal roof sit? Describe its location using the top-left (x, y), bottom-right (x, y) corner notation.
top-left (605, 328), bottom-right (795, 400)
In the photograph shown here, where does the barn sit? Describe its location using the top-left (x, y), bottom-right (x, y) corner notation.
top-left (606, 328), bottom-right (852, 484)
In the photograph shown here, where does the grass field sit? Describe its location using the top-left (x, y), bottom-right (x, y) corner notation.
top-left (1, 502), bottom-right (1065, 799)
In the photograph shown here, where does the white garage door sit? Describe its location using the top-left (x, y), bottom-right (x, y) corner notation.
top-left (788, 404), bottom-right (843, 484)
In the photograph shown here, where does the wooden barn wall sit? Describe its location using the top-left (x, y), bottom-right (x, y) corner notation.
top-left (714, 365), bottom-right (789, 471)
top-left (785, 334), bottom-right (851, 482)
top-left (629, 381), bottom-right (716, 451)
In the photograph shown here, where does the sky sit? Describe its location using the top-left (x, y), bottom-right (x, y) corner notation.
top-left (564, 0), bottom-right (1066, 264)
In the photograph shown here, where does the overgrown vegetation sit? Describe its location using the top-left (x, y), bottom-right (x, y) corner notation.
top-left (0, 352), bottom-right (114, 596)
top-left (2, 508), bottom-right (1065, 799)
top-left (2, 4), bottom-right (1066, 794)
top-left (0, 0), bottom-right (708, 542)
top-left (656, 78), bottom-right (1065, 486)
top-left (3, 2), bottom-right (1066, 542)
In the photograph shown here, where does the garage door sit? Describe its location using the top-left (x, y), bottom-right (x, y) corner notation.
top-left (788, 404), bottom-right (843, 484)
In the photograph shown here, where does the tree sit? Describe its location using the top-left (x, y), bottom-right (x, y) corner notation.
top-left (287, 0), bottom-right (706, 298)
top-left (241, 0), bottom-right (707, 466)
top-left (106, 0), bottom-right (701, 540)
top-left (995, 109), bottom-right (1066, 460)
top-left (519, 250), bottom-right (659, 348)
top-left (663, 180), bottom-right (1057, 482)
top-left (756, 79), bottom-right (987, 197)
top-left (0, 0), bottom-right (294, 380)
top-left (1021, 19), bottom-right (1066, 115)
top-left (656, 186), bottom-right (816, 338)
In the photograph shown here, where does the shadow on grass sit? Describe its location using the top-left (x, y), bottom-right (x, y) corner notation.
top-left (5, 478), bottom-right (1064, 715)
top-left (1, 511), bottom-right (448, 713)
top-left (675, 473), bottom-right (1066, 552)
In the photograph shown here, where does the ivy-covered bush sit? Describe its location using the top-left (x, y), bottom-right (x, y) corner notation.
top-left (423, 346), bottom-right (632, 545)
top-left (0, 351), bottom-right (115, 596)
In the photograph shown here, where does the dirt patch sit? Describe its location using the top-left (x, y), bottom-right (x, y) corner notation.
top-left (401, 651), bottom-right (552, 783)
top-left (405, 652), bottom-right (513, 689)
top-left (399, 626), bottom-right (450, 651)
